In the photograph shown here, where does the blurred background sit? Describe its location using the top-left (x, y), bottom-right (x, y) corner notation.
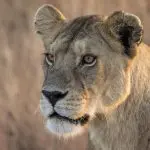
top-left (0, 0), bottom-right (150, 150)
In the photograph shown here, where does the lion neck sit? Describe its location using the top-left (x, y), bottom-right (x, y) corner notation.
top-left (88, 43), bottom-right (150, 150)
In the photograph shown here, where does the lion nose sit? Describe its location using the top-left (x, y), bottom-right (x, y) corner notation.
top-left (42, 90), bottom-right (68, 107)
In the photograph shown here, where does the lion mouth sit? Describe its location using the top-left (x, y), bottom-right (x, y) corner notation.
top-left (49, 112), bottom-right (89, 126)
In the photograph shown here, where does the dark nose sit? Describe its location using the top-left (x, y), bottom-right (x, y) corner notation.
top-left (42, 90), bottom-right (68, 107)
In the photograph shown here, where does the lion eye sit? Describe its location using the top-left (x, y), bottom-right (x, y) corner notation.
top-left (82, 54), bottom-right (96, 66)
top-left (45, 53), bottom-right (54, 66)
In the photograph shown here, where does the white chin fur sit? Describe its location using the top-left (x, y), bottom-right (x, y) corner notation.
top-left (46, 118), bottom-right (84, 137)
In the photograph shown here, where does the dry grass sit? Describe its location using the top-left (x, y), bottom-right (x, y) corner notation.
top-left (0, 0), bottom-right (149, 150)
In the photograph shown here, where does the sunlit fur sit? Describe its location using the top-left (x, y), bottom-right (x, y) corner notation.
top-left (34, 4), bottom-right (150, 150)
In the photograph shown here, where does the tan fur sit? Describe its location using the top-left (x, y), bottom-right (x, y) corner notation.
top-left (89, 43), bottom-right (150, 150)
top-left (34, 5), bottom-right (150, 150)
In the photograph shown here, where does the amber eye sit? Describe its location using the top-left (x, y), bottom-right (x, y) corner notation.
top-left (82, 54), bottom-right (96, 66)
top-left (45, 53), bottom-right (54, 66)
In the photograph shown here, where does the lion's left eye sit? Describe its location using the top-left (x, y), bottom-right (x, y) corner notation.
top-left (82, 54), bottom-right (96, 66)
top-left (45, 53), bottom-right (55, 66)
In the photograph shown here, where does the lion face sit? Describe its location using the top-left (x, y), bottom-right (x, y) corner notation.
top-left (40, 36), bottom-right (102, 136)
top-left (34, 5), bottom-right (143, 136)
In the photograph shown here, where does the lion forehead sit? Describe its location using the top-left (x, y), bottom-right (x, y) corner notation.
top-left (45, 15), bottom-right (104, 53)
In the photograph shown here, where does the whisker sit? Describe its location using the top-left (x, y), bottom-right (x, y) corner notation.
top-left (34, 104), bottom-right (40, 115)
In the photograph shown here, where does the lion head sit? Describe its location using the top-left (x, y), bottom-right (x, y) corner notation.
top-left (34, 5), bottom-right (143, 137)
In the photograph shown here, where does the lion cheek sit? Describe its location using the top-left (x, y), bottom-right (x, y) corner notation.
top-left (100, 71), bottom-right (131, 113)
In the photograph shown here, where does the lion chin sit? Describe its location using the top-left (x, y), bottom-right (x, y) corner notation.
top-left (46, 118), bottom-right (85, 137)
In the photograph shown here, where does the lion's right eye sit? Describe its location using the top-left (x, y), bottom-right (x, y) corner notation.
top-left (45, 53), bottom-right (55, 66)
top-left (82, 54), bottom-right (97, 66)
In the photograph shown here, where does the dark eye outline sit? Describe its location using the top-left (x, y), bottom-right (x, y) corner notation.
top-left (44, 53), bottom-right (55, 66)
top-left (82, 54), bottom-right (97, 66)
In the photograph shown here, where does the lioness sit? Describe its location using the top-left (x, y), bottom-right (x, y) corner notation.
top-left (34, 4), bottom-right (150, 150)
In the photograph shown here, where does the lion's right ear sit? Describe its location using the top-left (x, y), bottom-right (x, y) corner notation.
top-left (34, 4), bottom-right (66, 45)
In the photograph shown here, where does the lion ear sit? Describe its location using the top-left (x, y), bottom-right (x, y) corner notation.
top-left (34, 4), bottom-right (66, 45)
top-left (105, 11), bottom-right (143, 57)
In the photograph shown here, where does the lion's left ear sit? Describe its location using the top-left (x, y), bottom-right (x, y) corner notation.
top-left (105, 11), bottom-right (143, 58)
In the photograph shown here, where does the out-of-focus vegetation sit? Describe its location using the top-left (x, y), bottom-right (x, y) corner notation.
top-left (0, 0), bottom-right (150, 150)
